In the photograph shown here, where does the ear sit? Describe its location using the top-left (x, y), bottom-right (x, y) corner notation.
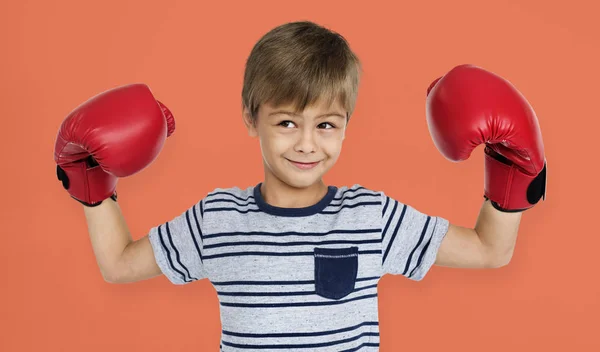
top-left (242, 106), bottom-right (258, 137)
top-left (341, 114), bottom-right (349, 140)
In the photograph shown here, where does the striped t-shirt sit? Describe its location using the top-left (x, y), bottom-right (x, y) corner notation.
top-left (148, 183), bottom-right (449, 351)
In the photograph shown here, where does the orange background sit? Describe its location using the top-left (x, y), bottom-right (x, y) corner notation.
top-left (1, 0), bottom-right (598, 351)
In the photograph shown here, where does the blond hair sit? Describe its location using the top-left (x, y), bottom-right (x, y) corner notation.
top-left (242, 21), bottom-right (362, 122)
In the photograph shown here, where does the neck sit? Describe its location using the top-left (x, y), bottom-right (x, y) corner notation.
top-left (260, 177), bottom-right (328, 209)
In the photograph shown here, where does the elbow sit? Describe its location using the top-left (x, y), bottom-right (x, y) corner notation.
top-left (486, 251), bottom-right (514, 269)
top-left (103, 274), bottom-right (119, 284)
top-left (100, 267), bottom-right (123, 284)
top-left (487, 257), bottom-right (512, 269)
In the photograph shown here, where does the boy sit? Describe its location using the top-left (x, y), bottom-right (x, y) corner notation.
top-left (54, 21), bottom-right (546, 351)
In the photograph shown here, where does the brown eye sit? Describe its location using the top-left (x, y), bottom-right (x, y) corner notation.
top-left (278, 121), bottom-right (295, 128)
top-left (318, 122), bottom-right (335, 129)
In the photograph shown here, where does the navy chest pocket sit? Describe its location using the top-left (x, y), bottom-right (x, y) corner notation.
top-left (314, 246), bottom-right (359, 300)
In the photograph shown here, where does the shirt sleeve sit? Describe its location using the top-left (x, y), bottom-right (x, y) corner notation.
top-left (148, 199), bottom-right (208, 285)
top-left (380, 192), bottom-right (450, 281)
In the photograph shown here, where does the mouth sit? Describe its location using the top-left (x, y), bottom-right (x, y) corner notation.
top-left (286, 159), bottom-right (321, 170)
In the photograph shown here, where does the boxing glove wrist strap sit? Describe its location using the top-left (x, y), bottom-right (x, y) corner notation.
top-left (484, 147), bottom-right (547, 212)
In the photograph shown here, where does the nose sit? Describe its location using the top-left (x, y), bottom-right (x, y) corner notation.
top-left (293, 126), bottom-right (317, 154)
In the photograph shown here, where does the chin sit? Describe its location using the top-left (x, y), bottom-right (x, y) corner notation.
top-left (279, 169), bottom-right (325, 190)
top-left (288, 178), bottom-right (322, 189)
top-left (267, 158), bottom-right (333, 188)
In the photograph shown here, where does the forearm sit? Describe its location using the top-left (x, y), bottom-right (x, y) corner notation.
top-left (83, 198), bottom-right (133, 281)
top-left (474, 199), bottom-right (522, 266)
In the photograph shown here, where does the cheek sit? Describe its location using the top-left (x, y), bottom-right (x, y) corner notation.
top-left (260, 130), bottom-right (291, 155)
top-left (320, 134), bottom-right (344, 156)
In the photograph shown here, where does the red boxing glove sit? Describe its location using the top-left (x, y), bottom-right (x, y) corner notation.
top-left (54, 84), bottom-right (175, 206)
top-left (426, 64), bottom-right (546, 212)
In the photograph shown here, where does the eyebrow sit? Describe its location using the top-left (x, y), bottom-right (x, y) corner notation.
top-left (268, 111), bottom-right (347, 119)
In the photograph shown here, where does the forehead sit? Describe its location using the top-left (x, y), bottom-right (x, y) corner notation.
top-left (262, 98), bottom-right (346, 116)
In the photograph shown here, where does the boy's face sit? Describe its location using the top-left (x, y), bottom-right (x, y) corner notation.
top-left (243, 99), bottom-right (348, 189)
